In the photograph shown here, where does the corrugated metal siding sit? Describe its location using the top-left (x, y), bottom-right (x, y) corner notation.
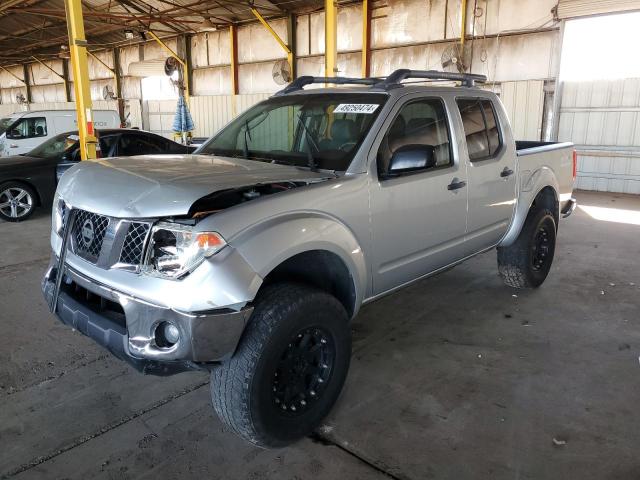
top-left (557, 0), bottom-right (640, 18)
top-left (559, 79), bottom-right (640, 194)
top-left (500, 80), bottom-right (545, 141)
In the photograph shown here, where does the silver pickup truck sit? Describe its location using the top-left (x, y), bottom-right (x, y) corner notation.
top-left (43, 70), bottom-right (576, 447)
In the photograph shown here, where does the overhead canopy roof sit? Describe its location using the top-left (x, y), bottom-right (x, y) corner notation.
top-left (0, 0), bottom-right (326, 67)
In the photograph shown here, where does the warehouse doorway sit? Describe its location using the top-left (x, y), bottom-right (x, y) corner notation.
top-left (557, 12), bottom-right (640, 194)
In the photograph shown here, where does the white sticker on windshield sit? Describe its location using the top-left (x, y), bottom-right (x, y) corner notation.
top-left (333, 103), bottom-right (379, 114)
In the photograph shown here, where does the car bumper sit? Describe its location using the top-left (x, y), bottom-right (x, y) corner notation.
top-left (42, 257), bottom-right (253, 376)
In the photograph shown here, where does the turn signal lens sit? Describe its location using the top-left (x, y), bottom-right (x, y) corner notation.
top-left (572, 150), bottom-right (577, 180)
top-left (197, 232), bottom-right (225, 249)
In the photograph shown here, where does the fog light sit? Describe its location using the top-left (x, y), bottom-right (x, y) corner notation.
top-left (155, 321), bottom-right (180, 348)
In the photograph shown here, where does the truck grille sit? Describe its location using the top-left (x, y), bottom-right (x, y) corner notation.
top-left (72, 209), bottom-right (110, 262)
top-left (119, 222), bottom-right (151, 265)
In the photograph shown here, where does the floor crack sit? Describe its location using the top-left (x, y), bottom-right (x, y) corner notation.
top-left (1, 381), bottom-right (208, 479)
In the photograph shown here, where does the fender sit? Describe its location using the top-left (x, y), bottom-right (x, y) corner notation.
top-left (228, 211), bottom-right (368, 312)
top-left (500, 166), bottom-right (559, 247)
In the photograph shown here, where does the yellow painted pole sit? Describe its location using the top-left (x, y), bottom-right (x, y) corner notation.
top-left (147, 31), bottom-right (189, 106)
top-left (251, 8), bottom-right (293, 80)
top-left (361, 0), bottom-right (371, 78)
top-left (460, 0), bottom-right (467, 47)
top-left (325, 0), bottom-right (337, 78)
top-left (64, 0), bottom-right (96, 160)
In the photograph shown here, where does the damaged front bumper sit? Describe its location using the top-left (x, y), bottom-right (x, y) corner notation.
top-left (42, 257), bottom-right (253, 375)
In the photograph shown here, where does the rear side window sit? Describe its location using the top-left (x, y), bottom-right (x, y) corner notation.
top-left (118, 134), bottom-right (164, 156)
top-left (6, 117), bottom-right (47, 139)
top-left (456, 99), bottom-right (501, 161)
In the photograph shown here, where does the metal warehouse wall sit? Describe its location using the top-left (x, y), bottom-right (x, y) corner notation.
top-left (1, 0), bottom-right (560, 143)
top-left (559, 79), bottom-right (640, 194)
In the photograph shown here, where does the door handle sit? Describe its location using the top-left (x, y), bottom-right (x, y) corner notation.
top-left (447, 179), bottom-right (467, 191)
top-left (9, 144), bottom-right (18, 148)
top-left (500, 167), bottom-right (514, 178)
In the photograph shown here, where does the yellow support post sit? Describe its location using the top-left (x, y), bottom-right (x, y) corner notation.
top-left (147, 31), bottom-right (190, 106)
top-left (460, 0), bottom-right (467, 47)
top-left (325, 0), bottom-right (337, 78)
top-left (64, 0), bottom-right (96, 160)
top-left (251, 8), bottom-right (294, 81)
top-left (361, 0), bottom-right (371, 78)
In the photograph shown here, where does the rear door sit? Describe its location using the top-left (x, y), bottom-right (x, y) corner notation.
top-left (370, 95), bottom-right (469, 295)
top-left (455, 97), bottom-right (516, 252)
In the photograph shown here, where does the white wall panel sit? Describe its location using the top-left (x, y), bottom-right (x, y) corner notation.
top-left (557, 0), bottom-right (640, 18)
top-left (0, 66), bottom-right (25, 89)
top-left (238, 19), bottom-right (288, 63)
top-left (28, 60), bottom-right (64, 86)
top-left (559, 79), bottom-right (640, 193)
top-left (193, 67), bottom-right (231, 96)
top-left (87, 50), bottom-right (114, 80)
top-left (500, 80), bottom-right (545, 140)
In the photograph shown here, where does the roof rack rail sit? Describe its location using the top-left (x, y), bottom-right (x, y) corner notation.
top-left (274, 69), bottom-right (487, 95)
top-left (374, 69), bottom-right (487, 88)
top-left (275, 75), bottom-right (380, 95)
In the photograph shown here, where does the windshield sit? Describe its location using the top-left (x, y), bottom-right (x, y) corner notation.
top-left (27, 132), bottom-right (79, 158)
top-left (198, 93), bottom-right (388, 171)
top-left (0, 117), bottom-right (17, 136)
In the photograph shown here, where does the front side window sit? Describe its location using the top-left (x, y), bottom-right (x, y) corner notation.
top-left (0, 117), bottom-right (18, 136)
top-left (377, 98), bottom-right (452, 177)
top-left (199, 93), bottom-right (388, 171)
top-left (6, 117), bottom-right (47, 139)
top-left (456, 98), bottom-right (502, 161)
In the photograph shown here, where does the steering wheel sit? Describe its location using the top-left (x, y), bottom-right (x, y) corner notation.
top-left (338, 141), bottom-right (357, 151)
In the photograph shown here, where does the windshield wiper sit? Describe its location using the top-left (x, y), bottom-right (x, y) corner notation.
top-left (297, 113), bottom-right (320, 170)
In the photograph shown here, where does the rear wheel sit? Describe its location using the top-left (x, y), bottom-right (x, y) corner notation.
top-left (497, 208), bottom-right (556, 288)
top-left (0, 182), bottom-right (36, 222)
top-left (210, 283), bottom-right (351, 448)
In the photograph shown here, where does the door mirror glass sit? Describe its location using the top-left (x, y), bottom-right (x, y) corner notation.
top-left (387, 144), bottom-right (436, 176)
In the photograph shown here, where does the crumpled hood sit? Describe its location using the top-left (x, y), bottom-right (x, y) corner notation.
top-left (57, 154), bottom-right (332, 218)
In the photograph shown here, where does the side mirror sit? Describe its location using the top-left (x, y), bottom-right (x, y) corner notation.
top-left (387, 144), bottom-right (437, 176)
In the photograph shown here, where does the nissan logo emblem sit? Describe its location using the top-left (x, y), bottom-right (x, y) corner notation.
top-left (81, 219), bottom-right (95, 246)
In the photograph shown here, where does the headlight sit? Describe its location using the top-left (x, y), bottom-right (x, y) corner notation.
top-left (53, 196), bottom-right (68, 235)
top-left (143, 222), bottom-right (226, 279)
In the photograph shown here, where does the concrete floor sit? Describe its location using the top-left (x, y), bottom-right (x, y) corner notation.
top-left (1, 190), bottom-right (639, 480)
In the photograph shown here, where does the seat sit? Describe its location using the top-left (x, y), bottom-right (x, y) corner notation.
top-left (319, 119), bottom-right (358, 151)
top-left (35, 126), bottom-right (45, 136)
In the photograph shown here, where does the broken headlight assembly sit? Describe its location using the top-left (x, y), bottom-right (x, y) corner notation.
top-left (142, 222), bottom-right (226, 279)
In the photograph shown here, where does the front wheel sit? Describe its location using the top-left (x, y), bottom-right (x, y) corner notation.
top-left (497, 208), bottom-right (557, 288)
top-left (211, 283), bottom-right (351, 448)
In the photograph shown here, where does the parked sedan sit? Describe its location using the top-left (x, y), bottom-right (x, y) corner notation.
top-left (0, 129), bottom-right (196, 222)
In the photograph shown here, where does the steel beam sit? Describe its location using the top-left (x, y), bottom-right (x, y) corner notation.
top-left (229, 24), bottom-right (239, 95)
top-left (325, 0), bottom-right (337, 77)
top-left (460, 0), bottom-right (467, 47)
top-left (32, 56), bottom-right (70, 102)
top-left (251, 8), bottom-right (294, 81)
top-left (64, 0), bottom-right (97, 160)
top-left (361, 0), bottom-right (371, 78)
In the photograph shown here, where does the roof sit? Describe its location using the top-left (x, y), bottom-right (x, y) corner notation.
top-left (0, 0), bottom-right (327, 67)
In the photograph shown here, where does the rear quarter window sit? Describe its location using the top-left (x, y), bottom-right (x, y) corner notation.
top-left (456, 98), bottom-right (502, 161)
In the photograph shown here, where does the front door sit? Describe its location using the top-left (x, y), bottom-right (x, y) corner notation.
top-left (455, 98), bottom-right (517, 252)
top-left (370, 96), bottom-right (468, 295)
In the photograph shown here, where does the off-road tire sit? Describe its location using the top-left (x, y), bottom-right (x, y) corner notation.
top-left (210, 283), bottom-right (351, 448)
top-left (0, 181), bottom-right (37, 222)
top-left (497, 208), bottom-right (556, 289)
